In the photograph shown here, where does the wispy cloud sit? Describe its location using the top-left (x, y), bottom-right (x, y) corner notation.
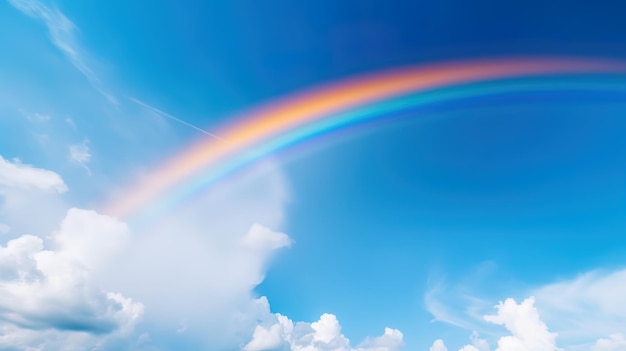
top-left (65, 117), bottom-right (77, 130)
top-left (8, 0), bottom-right (117, 104)
top-left (532, 268), bottom-right (626, 342)
top-left (26, 112), bottom-right (51, 122)
top-left (69, 139), bottom-right (92, 174)
top-left (424, 277), bottom-right (489, 332)
top-left (9, 0), bottom-right (226, 142)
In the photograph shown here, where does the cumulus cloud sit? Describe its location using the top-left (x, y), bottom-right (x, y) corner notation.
top-left (0, 155), bottom-right (67, 193)
top-left (0, 147), bottom-right (299, 350)
top-left (94, 160), bottom-right (297, 348)
top-left (243, 314), bottom-right (290, 351)
top-left (0, 209), bottom-right (142, 350)
top-left (244, 311), bottom-right (403, 351)
top-left (429, 336), bottom-right (486, 351)
top-left (484, 297), bottom-right (562, 351)
top-left (430, 339), bottom-right (449, 351)
top-left (355, 327), bottom-right (404, 351)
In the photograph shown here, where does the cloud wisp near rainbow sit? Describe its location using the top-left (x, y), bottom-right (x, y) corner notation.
top-left (104, 57), bottom-right (626, 224)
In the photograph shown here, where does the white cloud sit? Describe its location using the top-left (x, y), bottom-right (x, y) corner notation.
top-left (240, 223), bottom-right (293, 252)
top-left (458, 346), bottom-right (480, 351)
top-left (51, 208), bottom-right (130, 271)
top-left (68, 139), bottom-right (91, 173)
top-left (8, 0), bottom-right (117, 104)
top-left (243, 317), bottom-right (288, 351)
top-left (0, 155), bottom-right (67, 193)
top-left (93, 159), bottom-right (406, 351)
top-left (95, 160), bottom-right (295, 347)
top-left (0, 209), bottom-right (142, 350)
top-left (307, 313), bottom-right (350, 346)
top-left (430, 339), bottom-right (448, 351)
top-left (592, 334), bottom-right (626, 351)
top-left (484, 297), bottom-right (562, 351)
top-left (430, 332), bottom-right (489, 351)
top-left (244, 311), bottom-right (404, 351)
top-left (355, 327), bottom-right (404, 351)
top-left (428, 297), bottom-right (563, 351)
top-left (0, 147), bottom-right (297, 349)
top-left (0, 155), bottom-right (69, 241)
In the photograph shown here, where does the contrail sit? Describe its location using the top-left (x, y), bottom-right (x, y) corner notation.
top-left (129, 97), bottom-right (225, 141)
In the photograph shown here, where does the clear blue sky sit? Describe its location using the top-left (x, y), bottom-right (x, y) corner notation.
top-left (1, 1), bottom-right (626, 350)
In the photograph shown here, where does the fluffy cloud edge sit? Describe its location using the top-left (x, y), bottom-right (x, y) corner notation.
top-left (244, 310), bottom-right (404, 351)
top-left (0, 155), bottom-right (67, 193)
top-left (0, 208), bottom-right (143, 350)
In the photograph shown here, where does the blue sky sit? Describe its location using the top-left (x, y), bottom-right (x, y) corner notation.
top-left (1, 0), bottom-right (626, 350)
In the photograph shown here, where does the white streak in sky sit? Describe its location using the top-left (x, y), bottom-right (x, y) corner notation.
top-left (129, 97), bottom-right (224, 141)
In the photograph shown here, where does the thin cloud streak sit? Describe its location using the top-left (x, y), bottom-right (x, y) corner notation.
top-left (129, 97), bottom-right (224, 141)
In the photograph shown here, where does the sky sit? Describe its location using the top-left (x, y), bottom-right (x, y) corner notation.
top-left (1, 0), bottom-right (626, 350)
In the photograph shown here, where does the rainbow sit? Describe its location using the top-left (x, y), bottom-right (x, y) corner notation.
top-left (105, 57), bottom-right (626, 222)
